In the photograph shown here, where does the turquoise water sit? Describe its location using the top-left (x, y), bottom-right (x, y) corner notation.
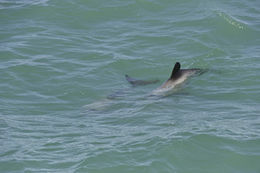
top-left (1, 0), bottom-right (260, 172)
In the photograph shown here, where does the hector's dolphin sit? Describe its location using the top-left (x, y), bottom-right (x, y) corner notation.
top-left (84, 62), bottom-right (205, 111)
top-left (126, 62), bottom-right (204, 96)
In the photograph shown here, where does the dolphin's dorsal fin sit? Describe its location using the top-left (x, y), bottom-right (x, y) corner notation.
top-left (170, 62), bottom-right (181, 79)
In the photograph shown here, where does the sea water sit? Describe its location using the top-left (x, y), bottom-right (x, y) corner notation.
top-left (0, 0), bottom-right (260, 172)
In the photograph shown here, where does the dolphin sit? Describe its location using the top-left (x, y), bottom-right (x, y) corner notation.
top-left (84, 62), bottom-right (204, 111)
top-left (126, 62), bottom-right (204, 96)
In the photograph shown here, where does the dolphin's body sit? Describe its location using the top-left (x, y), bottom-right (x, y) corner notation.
top-left (126, 62), bottom-right (203, 96)
top-left (84, 62), bottom-right (204, 111)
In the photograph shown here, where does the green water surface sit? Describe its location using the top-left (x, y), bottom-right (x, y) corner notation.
top-left (0, 0), bottom-right (260, 172)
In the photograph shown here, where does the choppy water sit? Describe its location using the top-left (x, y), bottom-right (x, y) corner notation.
top-left (1, 0), bottom-right (260, 172)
